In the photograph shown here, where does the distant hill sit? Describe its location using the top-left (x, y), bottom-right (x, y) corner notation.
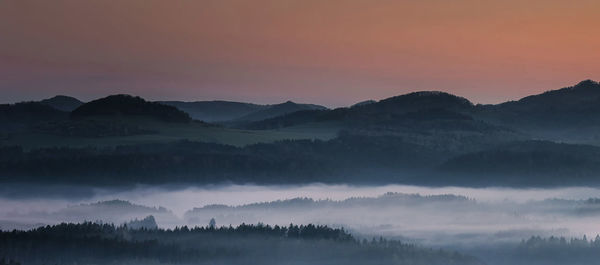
top-left (0, 102), bottom-right (68, 131)
top-left (188, 192), bottom-right (471, 214)
top-left (72, 95), bottom-right (191, 123)
top-left (37, 199), bottom-right (178, 226)
top-left (0, 102), bottom-right (67, 123)
top-left (244, 81), bottom-right (600, 144)
top-left (3, 80), bottom-right (600, 187)
top-left (233, 101), bottom-right (327, 123)
top-left (160, 100), bottom-right (267, 122)
top-left (477, 80), bottom-right (600, 129)
top-left (39, 95), bottom-right (84, 111)
top-left (509, 79), bottom-right (600, 110)
top-left (160, 100), bottom-right (327, 124)
top-left (245, 91), bottom-right (477, 130)
top-left (0, 100), bottom-right (156, 137)
top-left (62, 199), bottom-right (171, 216)
top-left (185, 192), bottom-right (473, 226)
top-left (356, 91), bottom-right (473, 115)
top-left (351, 100), bottom-right (376, 107)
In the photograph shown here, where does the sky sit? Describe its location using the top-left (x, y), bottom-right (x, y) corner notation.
top-left (1, 0), bottom-right (599, 107)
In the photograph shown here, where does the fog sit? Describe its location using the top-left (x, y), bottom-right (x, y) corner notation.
top-left (86, 184), bottom-right (600, 215)
top-left (2, 184), bottom-right (600, 248)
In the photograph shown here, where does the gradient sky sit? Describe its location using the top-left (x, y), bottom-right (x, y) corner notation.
top-left (1, 0), bottom-right (599, 107)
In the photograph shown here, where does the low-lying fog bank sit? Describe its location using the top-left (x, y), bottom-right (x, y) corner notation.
top-left (1, 184), bottom-right (600, 248)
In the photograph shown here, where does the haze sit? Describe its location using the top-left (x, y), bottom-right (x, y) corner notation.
top-left (2, 184), bottom-right (600, 248)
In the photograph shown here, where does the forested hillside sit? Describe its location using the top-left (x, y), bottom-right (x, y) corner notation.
top-left (2, 81), bottom-right (600, 186)
top-left (0, 222), bottom-right (482, 265)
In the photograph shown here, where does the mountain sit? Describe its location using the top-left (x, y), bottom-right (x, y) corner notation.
top-left (39, 95), bottom-right (84, 111)
top-left (351, 100), bottom-right (376, 107)
top-left (356, 91), bottom-right (474, 115)
top-left (506, 79), bottom-right (600, 111)
top-left (246, 91), bottom-right (475, 129)
top-left (233, 101), bottom-right (327, 123)
top-left (244, 81), bottom-right (600, 145)
top-left (477, 80), bottom-right (600, 129)
top-left (58, 199), bottom-right (171, 218)
top-left (0, 100), bottom-right (157, 137)
top-left (184, 193), bottom-right (474, 227)
top-left (0, 102), bottom-right (67, 123)
top-left (28, 199), bottom-right (178, 227)
top-left (0, 102), bottom-right (68, 131)
top-left (72, 94), bottom-right (191, 123)
top-left (3, 80), bottom-right (600, 187)
top-left (192, 192), bottom-right (470, 211)
top-left (160, 100), bottom-right (267, 122)
top-left (160, 100), bottom-right (327, 124)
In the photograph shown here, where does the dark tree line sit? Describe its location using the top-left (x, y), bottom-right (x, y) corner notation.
top-left (0, 222), bottom-right (482, 265)
top-left (0, 133), bottom-right (441, 185)
top-left (439, 140), bottom-right (600, 186)
top-left (485, 235), bottom-right (600, 265)
top-left (3, 136), bottom-right (600, 186)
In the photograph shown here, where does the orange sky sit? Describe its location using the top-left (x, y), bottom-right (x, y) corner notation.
top-left (1, 0), bottom-right (599, 106)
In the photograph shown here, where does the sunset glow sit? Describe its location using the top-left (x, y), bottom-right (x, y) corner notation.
top-left (1, 0), bottom-right (599, 106)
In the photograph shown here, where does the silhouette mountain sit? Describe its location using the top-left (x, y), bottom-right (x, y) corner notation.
top-left (357, 91), bottom-right (474, 114)
top-left (0, 102), bottom-right (68, 131)
top-left (233, 101), bottom-right (327, 123)
top-left (245, 91), bottom-right (476, 129)
top-left (39, 95), bottom-right (84, 111)
top-left (513, 79), bottom-right (600, 107)
top-left (351, 100), bottom-right (376, 107)
top-left (37, 199), bottom-right (177, 226)
top-left (72, 95), bottom-right (191, 123)
top-left (478, 80), bottom-right (600, 128)
top-left (160, 100), bottom-right (267, 122)
top-left (161, 100), bottom-right (326, 124)
top-left (2, 80), bottom-right (600, 187)
top-left (247, 81), bottom-right (600, 133)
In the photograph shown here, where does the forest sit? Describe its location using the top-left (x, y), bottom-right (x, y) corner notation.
top-left (3, 136), bottom-right (600, 186)
top-left (0, 222), bottom-right (482, 265)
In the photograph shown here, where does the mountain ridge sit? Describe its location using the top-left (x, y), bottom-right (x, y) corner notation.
top-left (72, 94), bottom-right (191, 123)
top-left (232, 100), bottom-right (327, 123)
top-left (160, 100), bottom-right (267, 122)
top-left (39, 95), bottom-right (84, 112)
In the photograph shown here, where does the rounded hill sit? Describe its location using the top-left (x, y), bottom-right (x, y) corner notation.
top-left (71, 95), bottom-right (191, 123)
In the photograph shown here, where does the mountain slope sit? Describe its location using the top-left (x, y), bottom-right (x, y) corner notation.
top-left (233, 101), bottom-right (327, 123)
top-left (0, 102), bottom-right (68, 132)
top-left (246, 91), bottom-right (475, 129)
top-left (357, 91), bottom-right (474, 115)
top-left (477, 80), bottom-right (600, 129)
top-left (351, 100), bottom-right (376, 107)
top-left (72, 95), bottom-right (191, 123)
top-left (160, 100), bottom-right (267, 122)
top-left (0, 102), bottom-right (67, 123)
top-left (39, 95), bottom-right (84, 111)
